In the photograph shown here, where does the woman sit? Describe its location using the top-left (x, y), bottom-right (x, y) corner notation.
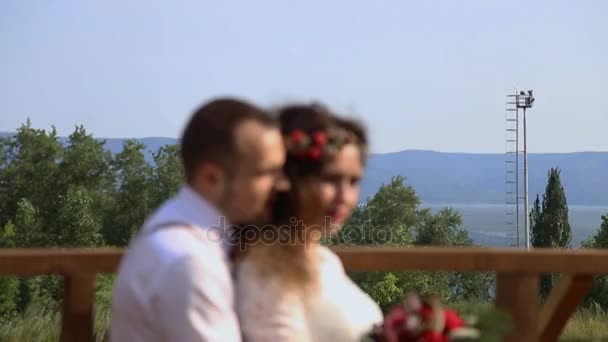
top-left (234, 103), bottom-right (383, 341)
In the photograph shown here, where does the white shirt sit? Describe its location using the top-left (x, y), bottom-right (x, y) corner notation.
top-left (110, 186), bottom-right (241, 342)
top-left (236, 246), bottom-right (383, 341)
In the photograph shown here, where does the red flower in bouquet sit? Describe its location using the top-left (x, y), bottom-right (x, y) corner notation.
top-left (381, 293), bottom-right (466, 342)
top-left (443, 310), bottom-right (465, 332)
top-left (365, 292), bottom-right (511, 342)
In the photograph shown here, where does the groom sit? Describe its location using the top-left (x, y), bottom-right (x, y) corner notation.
top-left (110, 98), bottom-right (288, 341)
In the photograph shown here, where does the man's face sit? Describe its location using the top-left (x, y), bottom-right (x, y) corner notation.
top-left (220, 120), bottom-right (288, 224)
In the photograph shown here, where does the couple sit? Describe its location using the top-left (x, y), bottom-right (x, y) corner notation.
top-left (110, 97), bottom-right (383, 341)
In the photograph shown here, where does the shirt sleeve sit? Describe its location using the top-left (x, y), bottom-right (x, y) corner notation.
top-left (152, 254), bottom-right (242, 342)
top-left (235, 260), bottom-right (312, 342)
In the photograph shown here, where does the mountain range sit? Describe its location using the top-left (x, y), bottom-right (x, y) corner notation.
top-left (2, 132), bottom-right (607, 206)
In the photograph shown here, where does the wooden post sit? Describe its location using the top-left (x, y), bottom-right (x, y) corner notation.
top-left (61, 273), bottom-right (96, 342)
top-left (538, 274), bottom-right (594, 341)
top-left (496, 273), bottom-right (540, 342)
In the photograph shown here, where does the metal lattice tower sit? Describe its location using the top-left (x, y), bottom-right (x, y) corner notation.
top-left (505, 89), bottom-right (535, 249)
top-left (505, 93), bottom-right (519, 247)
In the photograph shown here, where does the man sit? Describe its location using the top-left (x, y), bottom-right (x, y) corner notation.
top-left (111, 98), bottom-right (288, 341)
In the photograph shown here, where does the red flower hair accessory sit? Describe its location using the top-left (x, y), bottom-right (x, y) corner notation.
top-left (283, 128), bottom-right (357, 161)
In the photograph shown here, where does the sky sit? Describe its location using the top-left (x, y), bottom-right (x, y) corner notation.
top-left (1, 0), bottom-right (607, 154)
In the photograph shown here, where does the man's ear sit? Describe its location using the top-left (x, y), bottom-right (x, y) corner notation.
top-left (196, 162), bottom-right (226, 201)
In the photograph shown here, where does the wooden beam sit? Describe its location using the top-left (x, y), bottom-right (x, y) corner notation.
top-left (0, 248), bottom-right (123, 276)
top-left (538, 274), bottom-right (594, 341)
top-left (496, 273), bottom-right (540, 342)
top-left (61, 273), bottom-right (96, 342)
top-left (333, 246), bottom-right (608, 273)
top-left (2, 247), bottom-right (608, 275)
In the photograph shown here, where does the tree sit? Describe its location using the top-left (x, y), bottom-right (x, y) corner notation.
top-left (12, 198), bottom-right (41, 248)
top-left (415, 208), bottom-right (492, 301)
top-left (0, 121), bottom-right (63, 232)
top-left (33, 187), bottom-right (104, 307)
top-left (415, 207), bottom-right (470, 246)
top-left (529, 195), bottom-right (542, 244)
top-left (103, 140), bottom-right (153, 246)
top-left (11, 199), bottom-right (43, 310)
top-left (57, 126), bottom-right (113, 193)
top-left (581, 215), bottom-right (608, 309)
top-left (0, 222), bottom-right (19, 321)
top-left (531, 167), bottom-right (572, 298)
top-left (57, 126), bottom-right (116, 245)
top-left (333, 176), bottom-right (418, 246)
top-left (150, 144), bottom-right (183, 210)
top-left (531, 168), bottom-right (572, 249)
top-left (0, 121), bottom-right (187, 315)
top-left (53, 187), bottom-right (102, 247)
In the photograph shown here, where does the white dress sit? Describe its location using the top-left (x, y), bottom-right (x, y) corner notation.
top-left (235, 246), bottom-right (383, 341)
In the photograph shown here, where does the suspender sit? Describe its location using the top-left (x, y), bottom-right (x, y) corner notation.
top-left (144, 221), bottom-right (198, 236)
top-left (130, 221), bottom-right (203, 248)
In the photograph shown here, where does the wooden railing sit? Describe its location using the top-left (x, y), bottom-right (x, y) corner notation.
top-left (1, 247), bottom-right (608, 341)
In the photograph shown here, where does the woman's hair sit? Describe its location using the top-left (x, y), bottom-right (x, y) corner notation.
top-left (273, 103), bottom-right (368, 225)
top-left (234, 102), bottom-right (368, 290)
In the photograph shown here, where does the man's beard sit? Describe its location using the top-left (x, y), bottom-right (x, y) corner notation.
top-left (218, 184), bottom-right (270, 227)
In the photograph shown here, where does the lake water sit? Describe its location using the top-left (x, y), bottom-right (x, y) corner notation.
top-left (423, 203), bottom-right (608, 248)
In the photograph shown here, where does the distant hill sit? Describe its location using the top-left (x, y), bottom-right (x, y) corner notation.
top-left (2, 132), bottom-right (607, 205)
top-left (363, 150), bottom-right (608, 206)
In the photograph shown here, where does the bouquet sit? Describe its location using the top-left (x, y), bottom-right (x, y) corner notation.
top-left (363, 292), bottom-right (512, 342)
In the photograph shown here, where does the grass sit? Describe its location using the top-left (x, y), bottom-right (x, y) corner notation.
top-left (0, 301), bottom-right (111, 342)
top-left (0, 275), bottom-right (114, 342)
top-left (0, 299), bottom-right (606, 341)
top-left (561, 307), bottom-right (608, 341)
top-left (449, 300), bottom-right (608, 341)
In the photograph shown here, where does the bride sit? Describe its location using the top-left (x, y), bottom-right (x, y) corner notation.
top-left (233, 103), bottom-right (383, 341)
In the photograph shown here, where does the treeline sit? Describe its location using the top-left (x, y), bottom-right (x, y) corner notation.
top-left (1, 121), bottom-right (608, 321)
top-left (0, 121), bottom-right (182, 319)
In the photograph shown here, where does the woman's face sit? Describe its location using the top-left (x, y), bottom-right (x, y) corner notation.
top-left (317, 143), bottom-right (364, 235)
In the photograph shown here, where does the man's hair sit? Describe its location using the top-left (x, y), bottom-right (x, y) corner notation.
top-left (180, 97), bottom-right (276, 183)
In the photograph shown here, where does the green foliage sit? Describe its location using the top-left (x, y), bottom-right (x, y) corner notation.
top-left (364, 176), bottom-right (420, 228)
top-left (13, 199), bottom-right (41, 248)
top-left (53, 187), bottom-right (102, 247)
top-left (58, 126), bottom-right (113, 193)
top-left (0, 223), bottom-right (19, 320)
top-left (582, 215), bottom-right (608, 310)
top-left (151, 144), bottom-right (183, 210)
top-left (415, 207), bottom-right (470, 246)
top-left (104, 140), bottom-right (154, 246)
top-left (530, 167), bottom-right (572, 299)
top-left (531, 168), bottom-right (572, 249)
top-left (1, 222), bottom-right (16, 248)
top-left (0, 121), bottom-right (183, 318)
top-left (332, 176), bottom-right (417, 246)
top-left (366, 273), bottom-right (403, 311)
top-left (0, 121), bottom-right (63, 233)
top-left (0, 277), bottom-right (19, 322)
top-left (591, 215), bottom-right (608, 248)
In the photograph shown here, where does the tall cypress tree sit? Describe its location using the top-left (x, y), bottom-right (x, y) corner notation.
top-left (529, 195), bottom-right (543, 245)
top-left (531, 167), bottom-right (572, 298)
